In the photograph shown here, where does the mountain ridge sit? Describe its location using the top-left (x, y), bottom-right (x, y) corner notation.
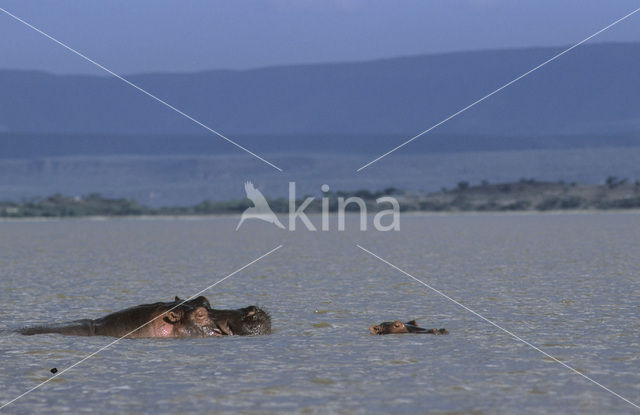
top-left (1, 42), bottom-right (639, 138)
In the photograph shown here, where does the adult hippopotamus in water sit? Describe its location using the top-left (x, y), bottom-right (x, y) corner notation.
top-left (370, 319), bottom-right (448, 335)
top-left (18, 296), bottom-right (272, 338)
top-left (18, 296), bottom-right (217, 338)
top-left (174, 297), bottom-right (271, 336)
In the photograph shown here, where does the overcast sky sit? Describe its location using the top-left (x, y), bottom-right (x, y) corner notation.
top-left (1, 1), bottom-right (639, 75)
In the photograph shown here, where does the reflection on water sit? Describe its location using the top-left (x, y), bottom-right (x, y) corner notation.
top-left (0, 213), bottom-right (639, 414)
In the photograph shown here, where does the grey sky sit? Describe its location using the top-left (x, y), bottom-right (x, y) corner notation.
top-left (1, 0), bottom-right (639, 75)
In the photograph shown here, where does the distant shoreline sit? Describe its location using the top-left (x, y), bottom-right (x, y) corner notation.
top-left (3, 209), bottom-right (640, 224)
top-left (2, 179), bottom-right (639, 219)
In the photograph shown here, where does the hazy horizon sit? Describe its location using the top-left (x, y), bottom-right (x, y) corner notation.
top-left (0, 40), bottom-right (637, 77)
top-left (2, 1), bottom-right (640, 75)
top-left (2, 3), bottom-right (640, 204)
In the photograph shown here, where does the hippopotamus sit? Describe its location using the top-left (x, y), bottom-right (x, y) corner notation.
top-left (18, 296), bottom-right (217, 338)
top-left (175, 297), bottom-right (271, 336)
top-left (18, 296), bottom-right (272, 338)
top-left (369, 319), bottom-right (448, 335)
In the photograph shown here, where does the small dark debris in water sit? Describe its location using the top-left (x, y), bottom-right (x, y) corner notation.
top-left (50, 368), bottom-right (58, 374)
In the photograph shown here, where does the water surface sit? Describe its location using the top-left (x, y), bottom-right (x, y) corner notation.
top-left (1, 213), bottom-right (638, 414)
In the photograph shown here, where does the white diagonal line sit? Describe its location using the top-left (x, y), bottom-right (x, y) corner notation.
top-left (0, 7), bottom-right (283, 172)
top-left (356, 6), bottom-right (640, 172)
top-left (0, 244), bottom-right (283, 411)
top-left (356, 244), bottom-right (640, 411)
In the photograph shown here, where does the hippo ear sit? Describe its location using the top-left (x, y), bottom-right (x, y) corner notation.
top-left (194, 296), bottom-right (211, 308)
top-left (174, 296), bottom-right (183, 302)
top-left (164, 310), bottom-right (183, 324)
top-left (244, 306), bottom-right (260, 318)
top-left (406, 320), bottom-right (418, 326)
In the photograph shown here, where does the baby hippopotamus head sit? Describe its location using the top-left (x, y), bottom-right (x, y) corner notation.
top-left (369, 319), bottom-right (448, 335)
top-left (208, 305), bottom-right (272, 336)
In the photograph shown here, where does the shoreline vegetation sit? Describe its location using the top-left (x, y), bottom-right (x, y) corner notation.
top-left (2, 178), bottom-right (640, 218)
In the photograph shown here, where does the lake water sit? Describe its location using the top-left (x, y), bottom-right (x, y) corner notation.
top-left (0, 213), bottom-right (638, 414)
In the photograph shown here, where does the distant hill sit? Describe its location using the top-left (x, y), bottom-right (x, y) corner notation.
top-left (1, 42), bottom-right (639, 143)
top-left (2, 43), bottom-right (640, 205)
